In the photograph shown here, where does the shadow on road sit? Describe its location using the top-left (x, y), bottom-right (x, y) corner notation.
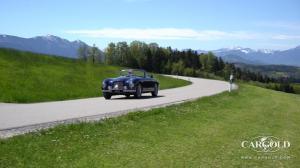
top-left (111, 95), bottom-right (165, 100)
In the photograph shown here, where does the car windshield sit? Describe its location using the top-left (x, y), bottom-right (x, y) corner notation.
top-left (120, 69), bottom-right (145, 77)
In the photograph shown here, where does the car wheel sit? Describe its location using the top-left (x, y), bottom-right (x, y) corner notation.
top-left (151, 83), bottom-right (158, 97)
top-left (103, 92), bottom-right (111, 99)
top-left (134, 84), bottom-right (142, 98)
top-left (125, 94), bottom-right (130, 98)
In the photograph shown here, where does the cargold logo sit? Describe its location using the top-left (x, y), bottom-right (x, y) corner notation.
top-left (241, 136), bottom-right (291, 152)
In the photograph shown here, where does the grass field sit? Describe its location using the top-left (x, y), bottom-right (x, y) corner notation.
top-left (0, 84), bottom-right (299, 167)
top-left (292, 83), bottom-right (300, 94)
top-left (0, 48), bottom-right (190, 103)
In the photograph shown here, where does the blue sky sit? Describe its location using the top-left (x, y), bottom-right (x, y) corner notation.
top-left (1, 0), bottom-right (300, 50)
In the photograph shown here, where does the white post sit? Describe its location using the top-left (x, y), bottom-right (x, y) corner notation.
top-left (229, 74), bottom-right (233, 92)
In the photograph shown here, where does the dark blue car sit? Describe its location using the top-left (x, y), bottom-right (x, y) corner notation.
top-left (102, 69), bottom-right (159, 99)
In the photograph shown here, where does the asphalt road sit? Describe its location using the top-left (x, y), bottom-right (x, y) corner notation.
top-left (0, 75), bottom-right (232, 138)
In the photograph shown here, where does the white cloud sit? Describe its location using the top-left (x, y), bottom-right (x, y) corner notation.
top-left (66, 28), bottom-right (300, 42)
top-left (271, 34), bottom-right (300, 40)
top-left (256, 21), bottom-right (300, 31)
top-left (66, 28), bottom-right (259, 41)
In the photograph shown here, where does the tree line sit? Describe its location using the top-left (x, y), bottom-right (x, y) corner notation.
top-left (103, 41), bottom-right (229, 77)
top-left (77, 41), bottom-right (295, 93)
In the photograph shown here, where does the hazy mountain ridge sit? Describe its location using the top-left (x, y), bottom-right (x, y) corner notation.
top-left (197, 46), bottom-right (300, 67)
top-left (0, 34), bottom-right (88, 58)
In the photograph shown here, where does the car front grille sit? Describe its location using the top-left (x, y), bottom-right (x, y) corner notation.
top-left (113, 81), bottom-right (124, 90)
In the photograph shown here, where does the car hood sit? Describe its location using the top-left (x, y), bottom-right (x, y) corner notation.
top-left (106, 76), bottom-right (139, 82)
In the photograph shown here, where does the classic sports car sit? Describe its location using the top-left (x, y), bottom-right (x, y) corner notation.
top-left (102, 69), bottom-right (159, 99)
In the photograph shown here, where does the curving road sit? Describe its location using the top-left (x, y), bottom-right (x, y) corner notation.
top-left (0, 75), bottom-right (233, 138)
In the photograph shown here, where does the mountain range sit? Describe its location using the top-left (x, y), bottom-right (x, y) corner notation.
top-left (0, 34), bottom-right (88, 58)
top-left (0, 34), bottom-right (299, 67)
top-left (197, 46), bottom-right (300, 67)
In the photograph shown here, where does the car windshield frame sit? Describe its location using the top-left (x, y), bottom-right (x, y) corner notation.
top-left (120, 69), bottom-right (146, 78)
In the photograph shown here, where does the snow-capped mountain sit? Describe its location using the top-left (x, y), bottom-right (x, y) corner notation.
top-left (197, 46), bottom-right (300, 67)
top-left (257, 49), bottom-right (276, 54)
top-left (0, 34), bottom-right (88, 58)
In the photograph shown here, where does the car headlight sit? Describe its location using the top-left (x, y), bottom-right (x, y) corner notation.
top-left (102, 81), bottom-right (107, 88)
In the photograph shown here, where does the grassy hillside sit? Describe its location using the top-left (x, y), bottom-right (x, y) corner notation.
top-left (0, 48), bottom-right (190, 103)
top-left (1, 84), bottom-right (299, 167)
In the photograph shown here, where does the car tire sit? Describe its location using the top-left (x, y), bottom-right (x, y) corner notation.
top-left (151, 83), bottom-right (158, 97)
top-left (134, 84), bottom-right (142, 98)
top-left (103, 92), bottom-right (111, 99)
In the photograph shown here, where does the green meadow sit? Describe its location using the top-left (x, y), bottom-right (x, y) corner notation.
top-left (0, 48), bottom-right (190, 103)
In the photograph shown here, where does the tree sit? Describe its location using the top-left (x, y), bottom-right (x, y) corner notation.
top-left (218, 57), bottom-right (225, 71)
top-left (147, 43), bottom-right (159, 71)
top-left (224, 63), bottom-right (233, 80)
top-left (206, 52), bottom-right (218, 73)
top-left (183, 68), bottom-right (195, 76)
top-left (171, 60), bottom-right (185, 75)
top-left (164, 60), bottom-right (172, 74)
top-left (77, 44), bottom-right (89, 61)
top-left (129, 41), bottom-right (148, 69)
top-left (116, 42), bottom-right (129, 66)
top-left (199, 53), bottom-right (208, 70)
top-left (105, 43), bottom-right (116, 65)
top-left (88, 44), bottom-right (101, 64)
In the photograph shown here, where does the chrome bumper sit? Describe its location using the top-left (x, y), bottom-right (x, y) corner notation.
top-left (102, 89), bottom-right (136, 93)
